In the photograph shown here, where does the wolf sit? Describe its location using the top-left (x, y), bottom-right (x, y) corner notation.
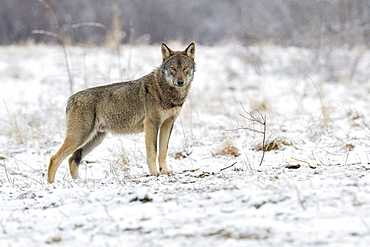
top-left (47, 43), bottom-right (196, 183)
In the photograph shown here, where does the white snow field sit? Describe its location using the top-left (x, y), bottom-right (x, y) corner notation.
top-left (1, 43), bottom-right (370, 246)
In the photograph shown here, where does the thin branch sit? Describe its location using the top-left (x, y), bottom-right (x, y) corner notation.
top-left (1, 160), bottom-right (12, 187)
top-left (220, 162), bottom-right (237, 172)
top-left (71, 17), bottom-right (124, 79)
top-left (37, 0), bottom-right (74, 94)
top-left (31, 30), bottom-right (59, 38)
top-left (218, 122), bottom-right (264, 134)
top-left (239, 106), bottom-right (267, 163)
top-left (71, 22), bottom-right (107, 30)
top-left (220, 104), bottom-right (267, 167)
top-left (259, 114), bottom-right (267, 166)
top-left (239, 105), bottom-right (267, 166)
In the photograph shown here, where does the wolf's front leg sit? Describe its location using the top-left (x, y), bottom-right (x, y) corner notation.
top-left (158, 118), bottom-right (175, 174)
top-left (144, 119), bottom-right (160, 175)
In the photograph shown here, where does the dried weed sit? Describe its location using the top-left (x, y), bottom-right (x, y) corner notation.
top-left (212, 139), bottom-right (240, 157)
top-left (254, 137), bottom-right (293, 151)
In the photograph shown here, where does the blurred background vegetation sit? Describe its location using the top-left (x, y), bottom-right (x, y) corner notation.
top-left (1, 0), bottom-right (369, 47)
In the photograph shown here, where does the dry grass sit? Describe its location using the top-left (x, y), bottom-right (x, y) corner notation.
top-left (4, 109), bottom-right (41, 144)
top-left (253, 137), bottom-right (293, 151)
top-left (109, 143), bottom-right (131, 178)
top-left (172, 150), bottom-right (192, 160)
top-left (2, 99), bottom-right (64, 145)
top-left (212, 138), bottom-right (240, 157)
top-left (249, 98), bottom-right (271, 112)
top-left (204, 229), bottom-right (269, 240)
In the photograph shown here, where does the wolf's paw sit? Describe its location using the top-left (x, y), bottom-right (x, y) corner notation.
top-left (149, 170), bottom-right (160, 176)
top-left (160, 169), bottom-right (173, 175)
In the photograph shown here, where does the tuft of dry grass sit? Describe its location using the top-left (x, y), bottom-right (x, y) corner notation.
top-left (250, 98), bottom-right (270, 112)
top-left (253, 137), bottom-right (293, 151)
top-left (172, 150), bottom-right (191, 160)
top-left (204, 229), bottom-right (269, 240)
top-left (4, 109), bottom-right (41, 144)
top-left (109, 144), bottom-right (131, 177)
top-left (212, 138), bottom-right (240, 157)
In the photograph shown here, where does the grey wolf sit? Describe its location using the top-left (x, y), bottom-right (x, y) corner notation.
top-left (47, 43), bottom-right (196, 183)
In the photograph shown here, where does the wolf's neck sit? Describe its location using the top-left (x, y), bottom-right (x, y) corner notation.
top-left (153, 69), bottom-right (191, 109)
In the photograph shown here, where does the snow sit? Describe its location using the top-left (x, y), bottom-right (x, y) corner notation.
top-left (1, 43), bottom-right (370, 246)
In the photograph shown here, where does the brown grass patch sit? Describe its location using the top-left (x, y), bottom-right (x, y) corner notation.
top-left (253, 137), bottom-right (293, 151)
top-left (212, 139), bottom-right (240, 157)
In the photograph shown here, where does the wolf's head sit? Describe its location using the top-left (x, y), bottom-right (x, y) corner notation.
top-left (160, 43), bottom-right (196, 88)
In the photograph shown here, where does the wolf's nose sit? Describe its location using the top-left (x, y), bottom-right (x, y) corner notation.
top-left (177, 79), bottom-right (184, 86)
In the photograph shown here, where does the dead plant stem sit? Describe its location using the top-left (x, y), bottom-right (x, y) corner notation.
top-left (221, 104), bottom-right (267, 166)
top-left (220, 162), bottom-right (237, 172)
top-left (38, 0), bottom-right (74, 94)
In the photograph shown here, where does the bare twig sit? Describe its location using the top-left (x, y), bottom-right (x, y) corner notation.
top-left (291, 157), bottom-right (316, 169)
top-left (71, 22), bottom-right (107, 30)
top-left (31, 30), bottom-right (59, 38)
top-left (220, 104), bottom-right (267, 166)
top-left (220, 162), bottom-right (237, 172)
top-left (218, 121), bottom-right (264, 134)
top-left (358, 116), bottom-right (370, 137)
top-left (361, 218), bottom-right (370, 235)
top-left (297, 66), bottom-right (329, 130)
top-left (71, 16), bottom-right (124, 80)
top-left (1, 160), bottom-right (12, 187)
top-left (259, 115), bottom-right (267, 166)
top-left (239, 105), bottom-right (267, 166)
top-left (294, 185), bottom-right (306, 210)
top-left (37, 0), bottom-right (74, 94)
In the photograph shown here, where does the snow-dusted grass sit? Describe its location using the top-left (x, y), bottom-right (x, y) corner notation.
top-left (1, 43), bottom-right (370, 246)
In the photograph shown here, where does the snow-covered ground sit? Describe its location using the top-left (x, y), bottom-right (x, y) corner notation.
top-left (1, 43), bottom-right (370, 246)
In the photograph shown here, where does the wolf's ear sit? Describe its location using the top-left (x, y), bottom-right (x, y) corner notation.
top-left (161, 43), bottom-right (174, 60)
top-left (183, 43), bottom-right (195, 60)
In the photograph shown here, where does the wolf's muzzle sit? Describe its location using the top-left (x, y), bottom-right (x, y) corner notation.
top-left (176, 79), bottom-right (185, 87)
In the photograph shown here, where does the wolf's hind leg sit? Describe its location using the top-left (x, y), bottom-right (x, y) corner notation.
top-left (68, 131), bottom-right (107, 179)
top-left (48, 135), bottom-right (84, 183)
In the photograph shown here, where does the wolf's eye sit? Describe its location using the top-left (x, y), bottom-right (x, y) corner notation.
top-left (170, 66), bottom-right (176, 71)
top-left (183, 65), bottom-right (189, 70)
